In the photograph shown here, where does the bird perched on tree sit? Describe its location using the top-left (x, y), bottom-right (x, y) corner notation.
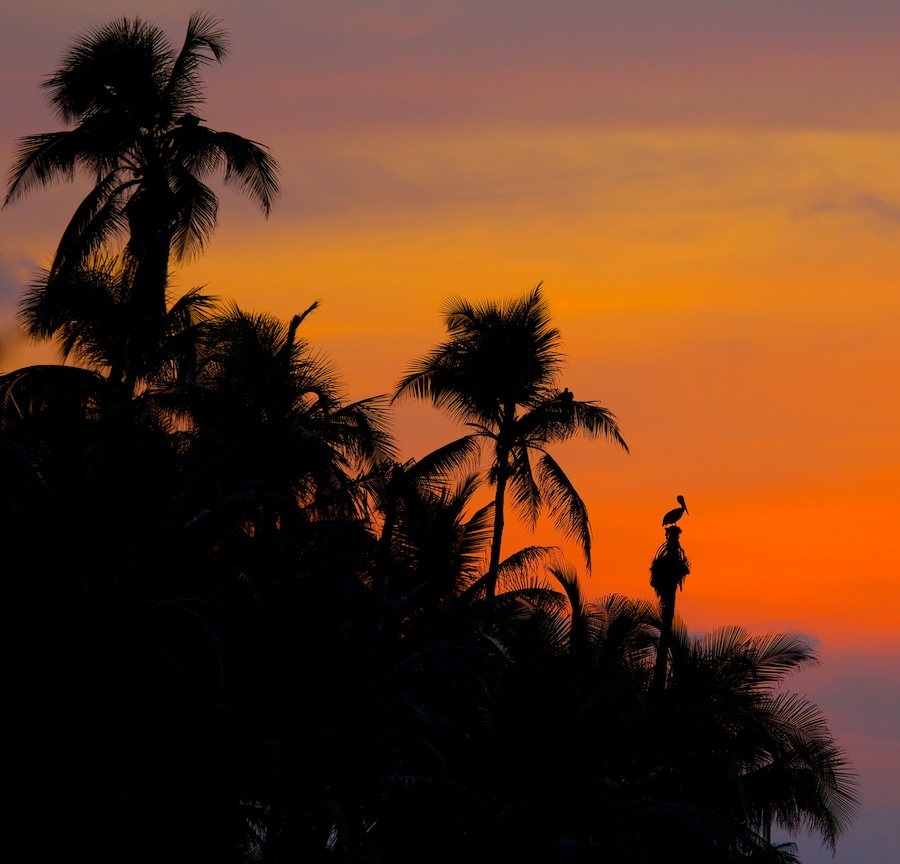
top-left (662, 495), bottom-right (689, 526)
top-left (175, 112), bottom-right (203, 127)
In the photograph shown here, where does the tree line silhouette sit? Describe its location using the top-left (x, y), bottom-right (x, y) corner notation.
top-left (2, 14), bottom-right (859, 863)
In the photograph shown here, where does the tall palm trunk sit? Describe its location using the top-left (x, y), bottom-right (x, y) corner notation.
top-left (122, 179), bottom-right (176, 395)
top-left (485, 410), bottom-right (516, 599)
top-left (486, 462), bottom-right (509, 599)
top-left (652, 578), bottom-right (678, 694)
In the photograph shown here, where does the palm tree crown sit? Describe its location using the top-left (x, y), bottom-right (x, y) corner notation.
top-left (3, 13), bottom-right (279, 385)
top-left (393, 284), bottom-right (628, 595)
top-left (190, 302), bottom-right (396, 522)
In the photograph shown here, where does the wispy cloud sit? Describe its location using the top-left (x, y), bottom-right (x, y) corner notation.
top-left (805, 192), bottom-right (900, 228)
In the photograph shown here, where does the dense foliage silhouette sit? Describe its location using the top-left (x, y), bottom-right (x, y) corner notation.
top-left (3, 15), bottom-right (858, 864)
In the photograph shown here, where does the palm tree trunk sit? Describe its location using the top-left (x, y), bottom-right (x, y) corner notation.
top-left (485, 467), bottom-right (508, 599)
top-left (372, 468), bottom-right (403, 595)
top-left (123, 179), bottom-right (175, 395)
top-left (652, 585), bottom-right (676, 694)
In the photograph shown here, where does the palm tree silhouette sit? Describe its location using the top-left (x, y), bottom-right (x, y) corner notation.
top-left (18, 256), bottom-right (215, 397)
top-left (3, 13), bottom-right (279, 395)
top-left (393, 284), bottom-right (628, 597)
top-left (186, 303), bottom-right (395, 557)
top-left (657, 625), bottom-right (861, 857)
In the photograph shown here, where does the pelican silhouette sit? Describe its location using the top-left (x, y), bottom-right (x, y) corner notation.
top-left (662, 495), bottom-right (688, 526)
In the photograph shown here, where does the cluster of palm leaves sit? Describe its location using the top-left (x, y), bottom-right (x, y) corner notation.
top-left (2, 15), bottom-right (858, 864)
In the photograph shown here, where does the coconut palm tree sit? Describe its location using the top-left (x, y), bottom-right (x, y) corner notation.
top-left (184, 302), bottom-right (396, 572)
top-left (649, 625), bottom-right (861, 860)
top-left (3, 13), bottom-right (279, 395)
top-left (393, 284), bottom-right (628, 597)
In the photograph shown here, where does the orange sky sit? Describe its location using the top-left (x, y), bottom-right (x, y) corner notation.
top-left (183, 126), bottom-right (900, 653)
top-left (1, 4), bottom-right (898, 861)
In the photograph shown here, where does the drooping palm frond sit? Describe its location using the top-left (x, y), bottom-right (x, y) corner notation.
top-left (4, 131), bottom-right (78, 205)
top-left (24, 259), bottom-right (129, 370)
top-left (743, 691), bottom-right (861, 849)
top-left (570, 398), bottom-right (630, 451)
top-left (507, 444), bottom-right (542, 527)
top-left (745, 631), bottom-right (820, 684)
top-left (690, 627), bottom-right (819, 690)
top-left (493, 545), bottom-right (564, 598)
top-left (51, 172), bottom-right (133, 279)
top-left (169, 166), bottom-right (219, 260)
top-left (548, 560), bottom-right (589, 654)
top-left (212, 130), bottom-right (280, 214)
top-left (536, 451), bottom-right (592, 568)
top-left (657, 622), bottom-right (861, 856)
top-left (150, 286), bottom-right (219, 387)
top-left (412, 435), bottom-right (482, 489)
top-left (453, 500), bottom-right (495, 590)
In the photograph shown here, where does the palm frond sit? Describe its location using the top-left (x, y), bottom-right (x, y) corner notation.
top-left (21, 257), bottom-right (123, 363)
top-left (495, 545), bottom-right (563, 593)
top-left (571, 399), bottom-right (630, 452)
top-left (329, 395), bottom-right (398, 464)
top-left (4, 132), bottom-right (80, 205)
top-left (163, 12), bottom-right (229, 118)
top-left (412, 435), bottom-right (481, 485)
top-left (51, 169), bottom-right (131, 272)
top-left (536, 451), bottom-right (592, 569)
top-left (170, 167), bottom-right (218, 260)
top-left (748, 632), bottom-right (819, 683)
top-left (212, 130), bottom-right (280, 215)
top-left (455, 500), bottom-right (495, 581)
top-left (152, 286), bottom-right (219, 384)
top-left (549, 560), bottom-right (584, 614)
top-left (508, 446), bottom-right (542, 528)
top-left (587, 593), bottom-right (659, 666)
top-left (548, 560), bottom-right (591, 654)
top-left (749, 692), bottom-right (861, 848)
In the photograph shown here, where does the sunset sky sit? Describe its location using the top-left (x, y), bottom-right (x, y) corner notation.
top-left (1, 2), bottom-right (897, 861)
